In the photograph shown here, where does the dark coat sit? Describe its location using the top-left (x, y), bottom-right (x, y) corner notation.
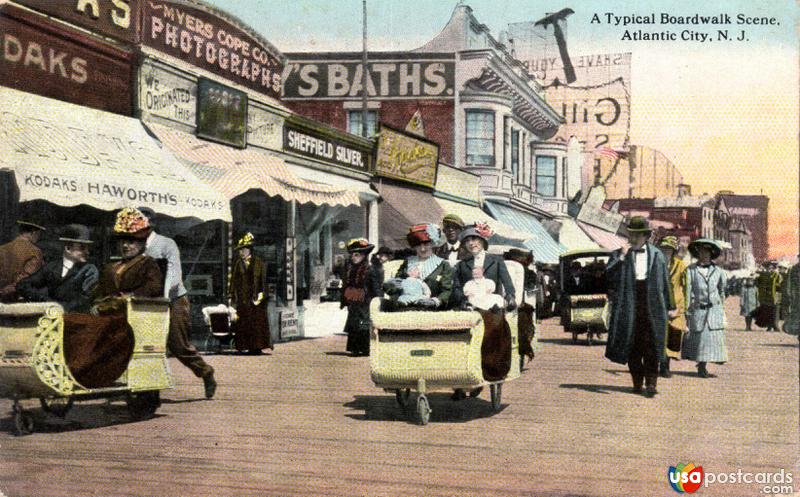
top-left (95, 255), bottom-right (163, 299)
top-left (229, 255), bottom-right (271, 351)
top-left (604, 243), bottom-right (673, 365)
top-left (451, 254), bottom-right (516, 307)
top-left (342, 260), bottom-right (384, 355)
top-left (0, 237), bottom-right (44, 300)
top-left (434, 242), bottom-right (469, 262)
top-left (396, 258), bottom-right (454, 307)
top-left (17, 259), bottom-right (99, 312)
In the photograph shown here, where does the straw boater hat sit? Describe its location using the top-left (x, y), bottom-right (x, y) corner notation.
top-left (346, 238), bottom-right (374, 254)
top-left (59, 224), bottom-right (93, 245)
top-left (442, 214), bottom-right (465, 229)
top-left (113, 207), bottom-right (151, 239)
top-left (458, 222), bottom-right (494, 250)
top-left (688, 238), bottom-right (723, 259)
top-left (658, 235), bottom-right (679, 251)
top-left (406, 223), bottom-right (443, 247)
top-left (235, 232), bottom-right (255, 250)
top-left (626, 216), bottom-right (652, 234)
top-left (16, 220), bottom-right (46, 232)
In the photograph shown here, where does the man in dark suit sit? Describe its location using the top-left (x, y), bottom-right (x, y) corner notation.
top-left (18, 224), bottom-right (99, 313)
top-left (434, 214), bottom-right (469, 264)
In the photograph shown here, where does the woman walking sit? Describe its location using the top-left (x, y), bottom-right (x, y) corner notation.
top-left (341, 238), bottom-right (383, 356)
top-left (681, 239), bottom-right (728, 378)
top-left (229, 233), bottom-right (272, 355)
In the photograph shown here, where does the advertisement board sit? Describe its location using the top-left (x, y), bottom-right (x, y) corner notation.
top-left (374, 125), bottom-right (439, 189)
top-left (196, 78), bottom-right (247, 148)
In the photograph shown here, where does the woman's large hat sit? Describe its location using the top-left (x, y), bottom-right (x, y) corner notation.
top-left (235, 232), bottom-right (255, 250)
top-left (626, 216), bottom-right (652, 233)
top-left (458, 222), bottom-right (494, 249)
top-left (346, 238), bottom-right (374, 254)
top-left (113, 207), bottom-right (151, 239)
top-left (59, 224), bottom-right (93, 244)
top-left (688, 238), bottom-right (723, 259)
top-left (406, 223), bottom-right (443, 247)
top-left (658, 235), bottom-right (679, 251)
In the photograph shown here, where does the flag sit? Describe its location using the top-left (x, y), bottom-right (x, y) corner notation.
top-left (595, 147), bottom-right (629, 161)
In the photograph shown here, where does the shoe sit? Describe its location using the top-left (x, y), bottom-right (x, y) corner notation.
top-left (644, 386), bottom-right (658, 398)
top-left (450, 389), bottom-right (467, 401)
top-left (203, 373), bottom-right (217, 399)
top-left (659, 369), bottom-right (672, 379)
top-left (632, 385), bottom-right (643, 394)
top-left (697, 364), bottom-right (709, 378)
top-left (468, 387), bottom-right (483, 398)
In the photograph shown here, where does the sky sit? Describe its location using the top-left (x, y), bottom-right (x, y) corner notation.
top-left (205, 0), bottom-right (799, 259)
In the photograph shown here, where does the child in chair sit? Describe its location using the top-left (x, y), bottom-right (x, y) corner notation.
top-left (463, 267), bottom-right (505, 310)
top-left (397, 263), bottom-right (431, 305)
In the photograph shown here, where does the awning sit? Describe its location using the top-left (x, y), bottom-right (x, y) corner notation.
top-left (375, 181), bottom-right (444, 250)
top-left (434, 197), bottom-right (530, 248)
top-left (556, 218), bottom-right (601, 251)
top-left (0, 87), bottom-right (231, 222)
top-left (148, 124), bottom-right (360, 207)
top-left (484, 201), bottom-right (565, 264)
top-left (577, 221), bottom-right (627, 251)
top-left (284, 161), bottom-right (377, 201)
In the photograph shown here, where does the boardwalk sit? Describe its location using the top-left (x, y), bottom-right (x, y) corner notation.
top-left (0, 299), bottom-right (797, 497)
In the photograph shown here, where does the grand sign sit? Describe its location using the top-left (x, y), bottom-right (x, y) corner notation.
top-left (143, 1), bottom-right (283, 100)
top-left (283, 121), bottom-right (369, 172)
top-left (13, 0), bottom-right (140, 44)
top-left (0, 6), bottom-right (132, 115)
top-left (374, 126), bottom-right (439, 189)
top-left (283, 54), bottom-right (455, 100)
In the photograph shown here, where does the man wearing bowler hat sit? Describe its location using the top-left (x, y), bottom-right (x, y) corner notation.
top-left (435, 214), bottom-right (469, 264)
top-left (0, 220), bottom-right (45, 302)
top-left (18, 224), bottom-right (99, 313)
top-left (605, 216), bottom-right (674, 398)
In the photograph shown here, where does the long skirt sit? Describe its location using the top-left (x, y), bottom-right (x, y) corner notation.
top-left (63, 312), bottom-right (135, 388)
top-left (681, 314), bottom-right (728, 363)
top-left (233, 302), bottom-right (272, 351)
top-left (344, 303), bottom-right (370, 355)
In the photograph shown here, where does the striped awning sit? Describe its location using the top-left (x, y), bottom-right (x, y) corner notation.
top-left (148, 124), bottom-right (360, 207)
top-left (434, 197), bottom-right (530, 248)
top-left (484, 201), bottom-right (565, 264)
top-left (577, 221), bottom-right (627, 251)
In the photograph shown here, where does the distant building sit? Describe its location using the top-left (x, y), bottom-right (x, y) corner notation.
top-left (716, 192), bottom-right (769, 263)
top-left (597, 145), bottom-right (684, 199)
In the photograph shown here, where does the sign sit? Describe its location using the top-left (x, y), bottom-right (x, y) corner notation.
top-left (525, 52), bottom-right (631, 88)
top-left (374, 126), bottom-right (439, 188)
top-left (283, 122), bottom-right (369, 172)
top-left (139, 60), bottom-right (196, 126)
top-left (196, 78), bottom-right (247, 148)
top-left (283, 54), bottom-right (455, 100)
top-left (143, 1), bottom-right (283, 100)
top-left (577, 186), bottom-right (624, 232)
top-left (285, 237), bottom-right (295, 302)
top-left (13, 0), bottom-right (140, 44)
top-left (0, 7), bottom-right (133, 115)
top-left (280, 310), bottom-right (299, 339)
top-left (545, 77), bottom-right (630, 152)
top-left (247, 102), bottom-right (284, 151)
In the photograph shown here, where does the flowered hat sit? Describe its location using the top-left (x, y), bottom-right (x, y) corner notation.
top-left (442, 214), bottom-right (465, 229)
top-left (346, 238), bottom-right (374, 254)
top-left (658, 235), bottom-right (679, 251)
top-left (406, 223), bottom-right (443, 247)
top-left (688, 238), bottom-right (723, 259)
top-left (235, 232), bottom-right (255, 250)
top-left (459, 222), bottom-right (494, 249)
top-left (113, 207), bottom-right (151, 239)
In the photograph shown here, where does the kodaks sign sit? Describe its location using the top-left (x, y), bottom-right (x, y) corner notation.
top-left (284, 122), bottom-right (369, 172)
top-left (143, 1), bottom-right (283, 100)
top-left (283, 54), bottom-right (455, 99)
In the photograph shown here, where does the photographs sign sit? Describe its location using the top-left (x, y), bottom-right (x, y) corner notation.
top-left (196, 78), bottom-right (247, 148)
top-left (143, 1), bottom-right (283, 100)
top-left (374, 126), bottom-right (439, 189)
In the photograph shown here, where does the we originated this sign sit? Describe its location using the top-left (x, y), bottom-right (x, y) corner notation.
top-left (283, 54), bottom-right (455, 100)
top-left (374, 126), bottom-right (439, 189)
top-left (143, 1), bottom-right (283, 99)
top-left (139, 60), bottom-right (197, 126)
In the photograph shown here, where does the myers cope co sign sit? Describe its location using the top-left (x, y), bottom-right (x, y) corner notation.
top-left (143, 1), bottom-right (283, 100)
top-left (283, 53), bottom-right (455, 100)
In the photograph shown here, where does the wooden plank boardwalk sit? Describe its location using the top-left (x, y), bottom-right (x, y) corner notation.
top-left (0, 299), bottom-right (797, 497)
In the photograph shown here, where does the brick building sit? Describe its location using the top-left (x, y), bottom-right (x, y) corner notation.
top-left (716, 192), bottom-right (769, 263)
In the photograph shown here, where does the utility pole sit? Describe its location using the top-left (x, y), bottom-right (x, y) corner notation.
top-left (361, 0), bottom-right (369, 138)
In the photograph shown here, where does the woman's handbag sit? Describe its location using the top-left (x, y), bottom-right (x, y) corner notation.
top-left (343, 287), bottom-right (366, 305)
top-left (666, 325), bottom-right (684, 353)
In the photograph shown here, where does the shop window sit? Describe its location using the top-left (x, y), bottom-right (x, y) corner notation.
top-left (535, 155), bottom-right (557, 197)
top-left (511, 129), bottom-right (520, 182)
top-left (465, 110), bottom-right (494, 167)
top-left (348, 110), bottom-right (378, 137)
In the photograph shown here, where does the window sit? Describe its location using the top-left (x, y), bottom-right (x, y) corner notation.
top-left (535, 156), bottom-right (557, 197)
top-left (562, 157), bottom-right (568, 197)
top-left (511, 129), bottom-right (519, 181)
top-left (465, 110), bottom-right (494, 166)
top-left (347, 110), bottom-right (377, 137)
